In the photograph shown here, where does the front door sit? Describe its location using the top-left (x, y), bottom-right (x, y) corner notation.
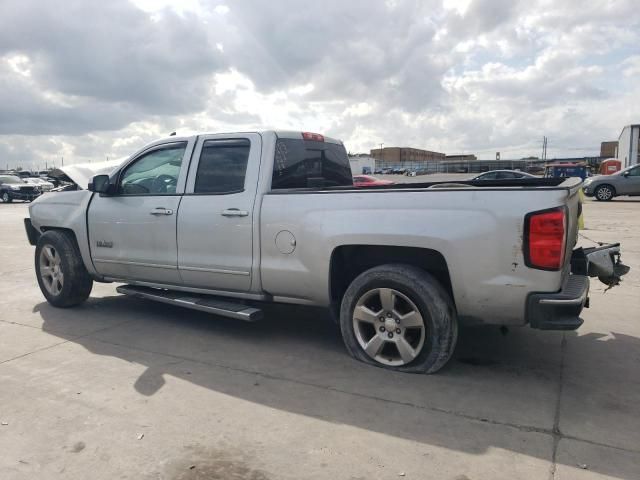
top-left (177, 133), bottom-right (261, 292)
top-left (617, 165), bottom-right (640, 195)
top-left (88, 140), bottom-right (192, 284)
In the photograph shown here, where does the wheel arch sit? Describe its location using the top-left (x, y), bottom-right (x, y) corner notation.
top-left (329, 245), bottom-right (454, 308)
top-left (38, 226), bottom-right (101, 279)
top-left (39, 226), bottom-right (80, 246)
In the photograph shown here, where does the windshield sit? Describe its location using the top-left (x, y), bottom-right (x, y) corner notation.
top-left (0, 176), bottom-right (24, 184)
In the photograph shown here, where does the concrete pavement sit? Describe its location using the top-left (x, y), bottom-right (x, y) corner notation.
top-left (0, 198), bottom-right (638, 479)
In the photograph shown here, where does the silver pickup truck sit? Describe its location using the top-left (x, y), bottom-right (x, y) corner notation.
top-left (24, 131), bottom-right (629, 373)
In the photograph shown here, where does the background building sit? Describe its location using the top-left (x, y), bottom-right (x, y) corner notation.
top-left (600, 141), bottom-right (618, 158)
top-left (445, 154), bottom-right (477, 162)
top-left (617, 125), bottom-right (640, 168)
top-left (370, 147), bottom-right (445, 170)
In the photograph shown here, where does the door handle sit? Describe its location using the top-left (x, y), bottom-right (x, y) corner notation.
top-left (150, 207), bottom-right (173, 215)
top-left (221, 208), bottom-right (249, 217)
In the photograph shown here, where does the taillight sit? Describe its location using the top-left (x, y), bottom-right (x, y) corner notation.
top-left (524, 208), bottom-right (566, 270)
top-left (302, 132), bottom-right (324, 142)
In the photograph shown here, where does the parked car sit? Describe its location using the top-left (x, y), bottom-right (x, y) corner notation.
top-left (25, 130), bottom-right (628, 374)
top-left (353, 175), bottom-right (395, 187)
top-left (583, 164), bottom-right (640, 201)
top-left (472, 170), bottom-right (537, 181)
top-left (0, 175), bottom-right (42, 202)
top-left (23, 177), bottom-right (55, 192)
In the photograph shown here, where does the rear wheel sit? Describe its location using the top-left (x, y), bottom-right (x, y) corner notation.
top-left (340, 264), bottom-right (457, 374)
top-left (35, 231), bottom-right (93, 307)
top-left (595, 184), bottom-right (615, 201)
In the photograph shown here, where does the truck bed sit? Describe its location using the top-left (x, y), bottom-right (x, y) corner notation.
top-left (271, 177), bottom-right (572, 193)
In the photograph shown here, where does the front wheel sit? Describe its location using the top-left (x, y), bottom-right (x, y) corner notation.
top-left (595, 184), bottom-right (615, 201)
top-left (340, 264), bottom-right (458, 374)
top-left (1, 191), bottom-right (12, 203)
top-left (35, 231), bottom-right (93, 307)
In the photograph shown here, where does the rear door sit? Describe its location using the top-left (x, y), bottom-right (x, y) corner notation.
top-left (177, 133), bottom-right (261, 292)
top-left (88, 140), bottom-right (193, 284)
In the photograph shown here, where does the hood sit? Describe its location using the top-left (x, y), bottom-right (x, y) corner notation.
top-left (49, 158), bottom-right (125, 189)
top-left (585, 174), bottom-right (612, 182)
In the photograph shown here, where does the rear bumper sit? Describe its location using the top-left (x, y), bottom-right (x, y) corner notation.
top-left (527, 275), bottom-right (589, 330)
top-left (527, 243), bottom-right (630, 331)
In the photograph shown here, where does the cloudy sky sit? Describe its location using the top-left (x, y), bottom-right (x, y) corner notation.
top-left (1, 0), bottom-right (639, 169)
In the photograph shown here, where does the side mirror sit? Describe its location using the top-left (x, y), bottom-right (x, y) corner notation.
top-left (623, 171), bottom-right (630, 177)
top-left (88, 174), bottom-right (111, 194)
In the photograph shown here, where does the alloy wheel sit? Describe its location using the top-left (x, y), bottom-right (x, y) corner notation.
top-left (596, 186), bottom-right (613, 201)
top-left (39, 245), bottom-right (64, 296)
top-left (352, 288), bottom-right (426, 366)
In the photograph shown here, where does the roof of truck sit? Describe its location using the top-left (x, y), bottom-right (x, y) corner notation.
top-left (153, 130), bottom-right (344, 145)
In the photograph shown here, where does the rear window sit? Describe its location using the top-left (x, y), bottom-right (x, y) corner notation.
top-left (271, 138), bottom-right (353, 189)
top-left (194, 139), bottom-right (250, 194)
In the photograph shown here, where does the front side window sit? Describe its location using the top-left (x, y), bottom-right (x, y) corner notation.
top-left (479, 172), bottom-right (497, 180)
top-left (271, 138), bottom-right (352, 189)
top-left (119, 143), bottom-right (186, 195)
top-left (627, 166), bottom-right (640, 176)
top-left (194, 139), bottom-right (250, 194)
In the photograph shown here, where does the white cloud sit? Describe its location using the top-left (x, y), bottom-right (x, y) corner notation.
top-left (1, 0), bottom-right (640, 168)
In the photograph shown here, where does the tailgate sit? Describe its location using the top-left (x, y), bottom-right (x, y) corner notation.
top-left (563, 181), bottom-right (582, 276)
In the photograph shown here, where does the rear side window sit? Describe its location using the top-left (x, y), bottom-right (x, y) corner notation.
top-left (194, 139), bottom-right (250, 194)
top-left (271, 138), bottom-right (352, 189)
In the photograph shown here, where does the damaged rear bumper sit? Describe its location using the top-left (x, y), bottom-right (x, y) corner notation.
top-left (571, 243), bottom-right (630, 288)
top-left (527, 243), bottom-right (630, 331)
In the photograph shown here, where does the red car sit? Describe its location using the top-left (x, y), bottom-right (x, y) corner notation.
top-left (353, 175), bottom-right (395, 187)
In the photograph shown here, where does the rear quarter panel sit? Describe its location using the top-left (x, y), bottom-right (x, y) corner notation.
top-left (260, 185), bottom-right (577, 325)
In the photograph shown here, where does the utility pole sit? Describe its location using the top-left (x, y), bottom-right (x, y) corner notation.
top-left (541, 136), bottom-right (548, 162)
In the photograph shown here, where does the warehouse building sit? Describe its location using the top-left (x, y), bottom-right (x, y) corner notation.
top-left (616, 125), bottom-right (640, 168)
top-left (445, 154), bottom-right (477, 162)
top-left (370, 147), bottom-right (445, 170)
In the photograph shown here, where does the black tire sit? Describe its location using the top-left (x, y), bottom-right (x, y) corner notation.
top-left (340, 264), bottom-right (458, 374)
top-left (35, 230), bottom-right (93, 307)
top-left (1, 191), bottom-right (12, 203)
top-left (595, 184), bottom-right (615, 201)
